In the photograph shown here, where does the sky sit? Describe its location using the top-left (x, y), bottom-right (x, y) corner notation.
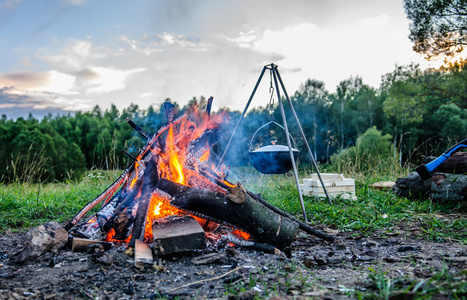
top-left (0, 0), bottom-right (444, 119)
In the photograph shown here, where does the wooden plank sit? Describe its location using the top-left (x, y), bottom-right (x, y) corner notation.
top-left (309, 173), bottom-right (344, 181)
top-left (311, 185), bottom-right (355, 193)
top-left (71, 237), bottom-right (112, 252)
top-left (369, 181), bottom-right (395, 190)
top-left (135, 239), bottom-right (154, 268)
top-left (153, 216), bottom-right (206, 256)
top-left (303, 178), bottom-right (354, 187)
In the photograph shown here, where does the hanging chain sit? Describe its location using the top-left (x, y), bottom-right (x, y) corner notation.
top-left (268, 70), bottom-right (275, 119)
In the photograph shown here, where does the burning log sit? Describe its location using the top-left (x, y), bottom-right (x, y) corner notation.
top-left (156, 179), bottom-right (299, 251)
top-left (128, 159), bottom-right (159, 248)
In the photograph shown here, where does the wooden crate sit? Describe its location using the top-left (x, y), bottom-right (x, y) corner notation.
top-left (300, 173), bottom-right (356, 200)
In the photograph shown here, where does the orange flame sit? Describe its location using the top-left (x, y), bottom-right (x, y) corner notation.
top-left (232, 229), bottom-right (251, 241)
top-left (130, 162), bottom-right (140, 188)
top-left (104, 107), bottom-right (241, 243)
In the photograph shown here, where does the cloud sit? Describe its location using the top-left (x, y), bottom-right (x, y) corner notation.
top-left (0, 87), bottom-right (92, 119)
top-left (76, 66), bottom-right (146, 94)
top-left (62, 0), bottom-right (87, 5)
top-left (1, 0), bottom-right (23, 9)
top-left (0, 70), bottom-right (76, 95)
top-left (39, 40), bottom-right (107, 73)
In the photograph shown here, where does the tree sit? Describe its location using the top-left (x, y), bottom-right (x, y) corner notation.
top-left (331, 76), bottom-right (363, 150)
top-left (404, 0), bottom-right (467, 59)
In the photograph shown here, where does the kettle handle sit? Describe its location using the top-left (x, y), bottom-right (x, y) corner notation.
top-left (248, 121), bottom-right (298, 151)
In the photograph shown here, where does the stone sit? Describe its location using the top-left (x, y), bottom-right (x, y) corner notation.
top-left (16, 222), bottom-right (68, 262)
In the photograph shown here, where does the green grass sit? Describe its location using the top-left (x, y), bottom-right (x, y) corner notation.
top-left (1, 167), bottom-right (465, 244)
top-left (351, 264), bottom-right (467, 299)
top-left (236, 168), bottom-right (466, 244)
top-left (0, 170), bottom-right (120, 230)
top-left (1, 166), bottom-right (466, 299)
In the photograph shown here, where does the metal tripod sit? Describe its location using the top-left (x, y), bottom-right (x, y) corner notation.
top-left (218, 63), bottom-right (332, 223)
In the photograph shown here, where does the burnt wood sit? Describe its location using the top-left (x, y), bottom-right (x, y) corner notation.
top-left (156, 179), bottom-right (299, 250)
top-left (153, 216), bottom-right (206, 256)
top-left (128, 159), bottom-right (159, 248)
top-left (71, 237), bottom-right (112, 252)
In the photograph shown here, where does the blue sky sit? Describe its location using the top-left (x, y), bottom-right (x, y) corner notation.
top-left (0, 0), bottom-right (442, 119)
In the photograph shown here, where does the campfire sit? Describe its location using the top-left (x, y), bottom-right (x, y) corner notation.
top-left (64, 98), bottom-right (333, 261)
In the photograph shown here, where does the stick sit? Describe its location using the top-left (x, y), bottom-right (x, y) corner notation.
top-left (165, 267), bottom-right (241, 293)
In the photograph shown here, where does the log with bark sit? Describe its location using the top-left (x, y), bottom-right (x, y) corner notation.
top-left (156, 178), bottom-right (300, 250)
top-left (423, 152), bottom-right (467, 174)
top-left (393, 171), bottom-right (467, 203)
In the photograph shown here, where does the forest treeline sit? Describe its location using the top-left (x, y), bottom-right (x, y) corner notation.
top-left (1, 61), bottom-right (466, 183)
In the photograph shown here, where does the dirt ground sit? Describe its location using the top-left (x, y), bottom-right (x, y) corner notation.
top-left (0, 224), bottom-right (466, 300)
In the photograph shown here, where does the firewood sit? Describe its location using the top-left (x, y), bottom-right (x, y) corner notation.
top-left (423, 152), bottom-right (467, 174)
top-left (156, 179), bottom-right (299, 250)
top-left (369, 181), bottom-right (395, 190)
top-left (393, 172), bottom-right (467, 202)
top-left (71, 237), bottom-right (112, 252)
top-left (246, 191), bottom-right (335, 242)
top-left (135, 240), bottom-right (154, 268)
top-left (153, 216), bottom-right (206, 256)
top-left (129, 159), bottom-right (159, 248)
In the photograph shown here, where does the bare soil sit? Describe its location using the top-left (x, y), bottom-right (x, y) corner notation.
top-left (0, 225), bottom-right (466, 300)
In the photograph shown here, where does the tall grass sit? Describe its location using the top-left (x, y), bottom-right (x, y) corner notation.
top-left (328, 146), bottom-right (411, 182)
top-left (3, 145), bottom-right (52, 184)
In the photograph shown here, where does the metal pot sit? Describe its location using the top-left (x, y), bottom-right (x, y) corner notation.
top-left (249, 145), bottom-right (299, 174)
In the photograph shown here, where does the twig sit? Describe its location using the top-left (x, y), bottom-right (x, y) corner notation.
top-left (166, 266), bottom-right (241, 293)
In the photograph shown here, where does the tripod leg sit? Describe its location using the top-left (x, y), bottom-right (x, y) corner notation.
top-left (273, 66), bottom-right (333, 205)
top-left (217, 66), bottom-right (267, 168)
top-left (272, 67), bottom-right (309, 222)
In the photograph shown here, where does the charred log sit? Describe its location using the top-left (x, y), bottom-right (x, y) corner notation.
top-left (128, 159), bottom-right (159, 248)
top-left (156, 179), bottom-right (299, 250)
top-left (126, 118), bottom-right (151, 140)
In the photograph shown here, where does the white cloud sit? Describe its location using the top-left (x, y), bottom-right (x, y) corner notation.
top-left (139, 92), bottom-right (153, 98)
top-left (81, 66), bottom-right (146, 94)
top-left (0, 70), bottom-right (76, 95)
top-left (39, 40), bottom-right (107, 73)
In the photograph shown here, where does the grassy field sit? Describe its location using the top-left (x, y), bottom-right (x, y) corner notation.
top-left (1, 167), bottom-right (465, 244)
top-left (1, 166), bottom-right (466, 299)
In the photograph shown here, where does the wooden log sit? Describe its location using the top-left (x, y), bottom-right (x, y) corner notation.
top-left (71, 237), bottom-right (112, 252)
top-left (369, 181), bottom-right (395, 191)
top-left (135, 240), bottom-right (154, 268)
top-left (246, 191), bottom-right (335, 242)
top-left (156, 179), bottom-right (299, 250)
top-left (393, 172), bottom-right (467, 202)
top-left (153, 216), bottom-right (206, 256)
top-left (423, 152), bottom-right (467, 174)
top-left (129, 159), bottom-right (159, 248)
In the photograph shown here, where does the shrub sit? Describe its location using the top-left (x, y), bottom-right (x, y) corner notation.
top-left (330, 127), bottom-right (399, 178)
